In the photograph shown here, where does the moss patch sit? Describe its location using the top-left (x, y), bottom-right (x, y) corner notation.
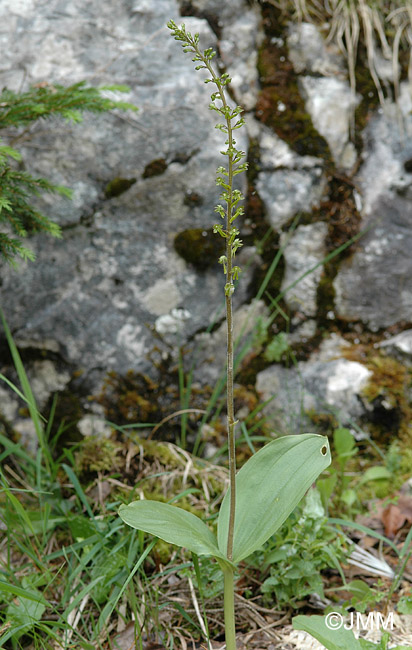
top-left (255, 3), bottom-right (330, 159)
top-left (75, 436), bottom-right (121, 473)
top-left (352, 53), bottom-right (380, 149)
top-left (314, 174), bottom-right (362, 327)
top-left (104, 177), bottom-right (136, 199)
top-left (142, 158), bottom-right (167, 179)
top-left (342, 345), bottom-right (412, 458)
top-left (96, 370), bottom-right (166, 427)
top-left (95, 363), bottom-right (211, 448)
top-left (174, 227), bottom-right (225, 270)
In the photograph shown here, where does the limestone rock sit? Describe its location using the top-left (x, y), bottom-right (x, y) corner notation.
top-left (0, 0), bottom-right (249, 391)
top-left (220, 8), bottom-right (263, 111)
top-left (252, 122), bottom-right (326, 231)
top-left (77, 415), bottom-right (113, 438)
top-left (299, 76), bottom-right (359, 171)
top-left (287, 21), bottom-right (359, 171)
top-left (192, 298), bottom-right (269, 386)
top-left (334, 197), bottom-right (412, 330)
top-left (355, 83), bottom-right (412, 217)
top-left (27, 361), bottom-right (71, 409)
top-left (0, 386), bottom-right (19, 423)
top-left (287, 22), bottom-right (344, 78)
top-left (256, 335), bottom-right (372, 435)
top-left (333, 83), bottom-right (412, 330)
top-left (378, 330), bottom-right (412, 363)
top-left (178, 0), bottom-right (248, 27)
top-left (281, 222), bottom-right (328, 317)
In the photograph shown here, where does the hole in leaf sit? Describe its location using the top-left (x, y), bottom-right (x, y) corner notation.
top-left (321, 444), bottom-right (328, 456)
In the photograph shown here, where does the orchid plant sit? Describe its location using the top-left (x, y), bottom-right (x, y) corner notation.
top-left (119, 21), bottom-right (331, 649)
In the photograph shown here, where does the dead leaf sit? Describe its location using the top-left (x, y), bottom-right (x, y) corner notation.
top-left (381, 495), bottom-right (412, 538)
top-left (112, 623), bottom-right (166, 650)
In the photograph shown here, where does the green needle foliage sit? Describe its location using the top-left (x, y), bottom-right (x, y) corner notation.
top-left (0, 81), bottom-right (137, 266)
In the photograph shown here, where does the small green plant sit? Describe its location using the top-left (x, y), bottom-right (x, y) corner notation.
top-left (0, 81), bottom-right (137, 265)
top-left (317, 427), bottom-right (393, 517)
top-left (264, 331), bottom-right (290, 362)
top-left (118, 21), bottom-right (331, 649)
top-left (318, 426), bottom-right (358, 514)
top-left (250, 488), bottom-right (349, 609)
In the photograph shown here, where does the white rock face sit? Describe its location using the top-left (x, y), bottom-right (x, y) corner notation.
top-left (142, 278), bottom-right (181, 316)
top-left (0, 0), bottom-right (251, 388)
top-left (281, 222), bottom-right (328, 317)
top-left (257, 123), bottom-right (321, 170)
top-left (299, 76), bottom-right (359, 170)
top-left (258, 169), bottom-right (326, 230)
top-left (220, 8), bottom-right (263, 110)
top-left (0, 387), bottom-right (19, 422)
top-left (155, 308), bottom-right (191, 337)
top-left (287, 22), bottom-right (343, 77)
top-left (14, 419), bottom-right (38, 454)
top-left (1, 0), bottom-right (412, 452)
top-left (253, 122), bottom-right (326, 231)
top-left (325, 359), bottom-right (372, 412)
top-left (77, 415), bottom-right (113, 438)
top-left (378, 330), bottom-right (412, 360)
top-left (28, 361), bottom-right (71, 409)
top-left (355, 83), bottom-right (412, 217)
top-left (287, 21), bottom-right (359, 171)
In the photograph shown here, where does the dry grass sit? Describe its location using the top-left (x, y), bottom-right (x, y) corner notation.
top-left (266, 0), bottom-right (412, 106)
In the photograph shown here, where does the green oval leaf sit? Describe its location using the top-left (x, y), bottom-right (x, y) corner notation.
top-left (358, 466), bottom-right (392, 485)
top-left (119, 500), bottom-right (225, 560)
top-left (217, 434), bottom-right (331, 563)
top-left (292, 614), bottom-right (362, 650)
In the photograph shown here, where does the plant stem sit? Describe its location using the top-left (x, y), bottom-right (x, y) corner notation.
top-left (167, 24), bottom-right (246, 648)
top-left (223, 566), bottom-right (236, 650)
top-left (200, 44), bottom-right (238, 645)
top-left (225, 273), bottom-right (236, 563)
top-left (223, 90), bottom-right (237, 566)
top-left (194, 47), bottom-right (238, 561)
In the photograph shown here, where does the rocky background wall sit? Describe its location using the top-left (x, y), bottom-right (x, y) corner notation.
top-left (1, 0), bottom-right (412, 458)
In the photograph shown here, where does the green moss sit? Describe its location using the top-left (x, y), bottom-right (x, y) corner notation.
top-left (302, 175), bottom-right (362, 329)
top-left (256, 39), bottom-right (330, 159)
top-left (353, 55), bottom-right (380, 149)
top-left (362, 355), bottom-right (408, 406)
top-left (75, 436), bottom-right (120, 473)
top-left (174, 227), bottom-right (225, 270)
top-left (399, 447), bottom-right (412, 478)
top-left (95, 370), bottom-right (162, 425)
top-left (306, 410), bottom-right (339, 435)
top-left (142, 158), bottom-right (167, 178)
top-left (343, 346), bottom-right (412, 455)
top-left (153, 539), bottom-right (174, 565)
top-left (183, 190), bottom-right (203, 207)
top-left (104, 177), bottom-right (136, 199)
top-left (95, 366), bottom-right (210, 449)
top-left (141, 438), bottom-right (184, 467)
top-left (316, 263), bottom-right (336, 324)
